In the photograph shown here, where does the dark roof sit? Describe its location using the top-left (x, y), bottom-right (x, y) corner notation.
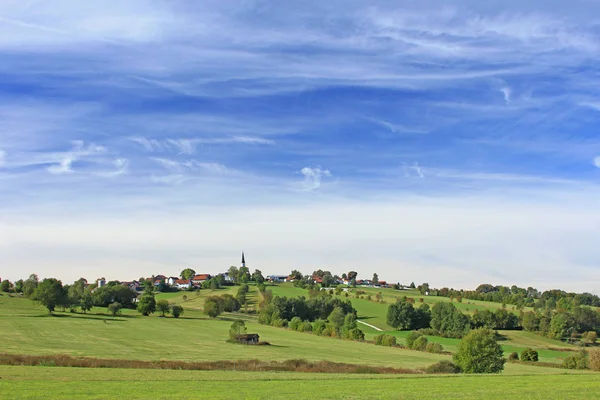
top-left (238, 334), bottom-right (259, 340)
top-left (241, 251), bottom-right (245, 264)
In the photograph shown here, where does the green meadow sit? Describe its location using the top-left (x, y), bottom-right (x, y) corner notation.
top-left (0, 366), bottom-right (597, 400)
top-left (0, 285), bottom-right (596, 399)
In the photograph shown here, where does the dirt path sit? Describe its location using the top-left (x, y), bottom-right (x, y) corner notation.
top-left (357, 320), bottom-right (383, 331)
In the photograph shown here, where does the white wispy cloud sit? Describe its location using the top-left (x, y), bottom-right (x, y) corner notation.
top-left (0, 150), bottom-right (5, 167)
top-left (594, 156), bottom-right (600, 169)
top-left (300, 167), bottom-right (331, 190)
top-left (500, 87), bottom-right (512, 104)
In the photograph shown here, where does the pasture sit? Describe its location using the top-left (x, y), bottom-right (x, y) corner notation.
top-left (0, 366), bottom-right (597, 400)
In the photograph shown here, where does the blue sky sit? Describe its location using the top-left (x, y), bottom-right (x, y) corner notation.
top-left (1, 0), bottom-right (600, 292)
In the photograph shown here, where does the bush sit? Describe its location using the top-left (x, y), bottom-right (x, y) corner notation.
top-left (313, 320), bottom-right (327, 335)
top-left (508, 352), bottom-right (519, 361)
top-left (589, 348), bottom-right (600, 371)
top-left (374, 334), bottom-right (396, 346)
top-left (426, 342), bottom-right (444, 354)
top-left (289, 317), bottom-right (303, 331)
top-left (345, 328), bottom-right (365, 341)
top-left (405, 331), bottom-right (422, 349)
top-left (382, 335), bottom-right (397, 347)
top-left (425, 360), bottom-right (461, 374)
top-left (171, 305), bottom-right (184, 318)
top-left (563, 351), bottom-right (588, 370)
top-left (412, 336), bottom-right (428, 351)
top-left (453, 328), bottom-right (505, 373)
top-left (299, 321), bottom-right (313, 333)
top-left (520, 348), bottom-right (539, 362)
top-left (272, 318), bottom-right (288, 328)
top-left (107, 302), bottom-right (122, 316)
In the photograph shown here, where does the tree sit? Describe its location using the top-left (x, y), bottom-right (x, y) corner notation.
top-left (347, 271), bottom-right (358, 281)
top-left (430, 302), bottom-right (471, 338)
top-left (0, 279), bottom-right (11, 292)
top-left (67, 278), bottom-right (87, 310)
top-left (157, 299), bottom-right (171, 317)
top-left (108, 302), bottom-right (122, 316)
top-left (413, 335), bottom-right (428, 351)
top-left (387, 300), bottom-right (416, 330)
top-left (372, 273), bottom-right (379, 285)
top-left (23, 274), bottom-right (39, 297)
top-left (228, 266), bottom-right (239, 283)
top-left (171, 304), bottom-right (184, 318)
top-left (34, 278), bottom-right (67, 314)
top-left (409, 282), bottom-right (416, 289)
top-left (418, 283), bottom-right (430, 295)
top-left (453, 328), bottom-right (505, 373)
top-left (520, 348), bottom-right (539, 362)
top-left (229, 320), bottom-right (247, 340)
top-left (290, 270), bottom-right (303, 280)
top-left (80, 291), bottom-right (93, 314)
top-left (328, 306), bottom-right (346, 334)
top-left (589, 348), bottom-right (600, 371)
top-left (204, 296), bottom-right (223, 318)
top-left (237, 267), bottom-right (250, 283)
top-left (252, 269), bottom-right (265, 284)
top-left (14, 279), bottom-right (24, 293)
top-left (137, 292), bottom-right (156, 316)
top-left (180, 268), bottom-right (196, 280)
top-left (406, 331), bottom-right (423, 349)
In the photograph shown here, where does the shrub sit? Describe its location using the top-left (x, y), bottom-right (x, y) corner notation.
top-left (107, 302), bottom-right (122, 316)
top-left (508, 352), bottom-right (519, 361)
top-left (589, 348), bottom-right (600, 371)
top-left (405, 331), bottom-right (422, 349)
top-left (520, 348), bottom-right (539, 362)
top-left (171, 305), bottom-right (184, 318)
top-left (453, 328), bottom-right (505, 374)
top-left (345, 328), bottom-right (365, 341)
top-left (425, 360), bottom-right (460, 374)
top-left (426, 342), bottom-right (444, 354)
top-left (299, 321), bottom-right (313, 333)
top-left (412, 336), bottom-right (428, 351)
top-left (382, 335), bottom-right (397, 347)
top-left (563, 351), bottom-right (588, 370)
top-left (289, 317), bottom-right (303, 331)
top-left (374, 334), bottom-right (396, 347)
top-left (271, 318), bottom-right (288, 328)
top-left (313, 320), bottom-right (327, 335)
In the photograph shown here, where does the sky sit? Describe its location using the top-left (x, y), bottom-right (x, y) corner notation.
top-left (1, 0), bottom-right (600, 293)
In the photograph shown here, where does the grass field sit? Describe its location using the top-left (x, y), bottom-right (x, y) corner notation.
top-left (1, 291), bottom-right (597, 400)
top-left (0, 366), bottom-right (597, 400)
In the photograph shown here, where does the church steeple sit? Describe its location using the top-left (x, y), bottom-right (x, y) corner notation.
top-left (241, 252), bottom-right (246, 268)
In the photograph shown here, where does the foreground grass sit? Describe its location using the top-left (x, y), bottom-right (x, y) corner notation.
top-left (0, 366), bottom-right (597, 400)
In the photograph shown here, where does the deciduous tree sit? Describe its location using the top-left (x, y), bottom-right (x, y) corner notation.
top-left (453, 328), bottom-right (505, 373)
top-left (35, 278), bottom-right (67, 314)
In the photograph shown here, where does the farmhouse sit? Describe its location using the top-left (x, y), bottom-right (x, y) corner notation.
top-left (191, 274), bottom-right (211, 285)
top-left (267, 275), bottom-right (288, 283)
top-left (175, 279), bottom-right (192, 290)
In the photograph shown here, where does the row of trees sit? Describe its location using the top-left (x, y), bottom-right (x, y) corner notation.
top-left (387, 299), bottom-right (471, 338)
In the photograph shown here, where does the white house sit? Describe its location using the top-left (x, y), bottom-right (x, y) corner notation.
top-left (176, 279), bottom-right (192, 290)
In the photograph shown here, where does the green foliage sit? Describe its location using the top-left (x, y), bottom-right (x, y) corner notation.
top-left (583, 331), bottom-right (597, 346)
top-left (34, 278), bottom-right (67, 313)
top-left (289, 317), bottom-right (303, 331)
top-left (549, 313), bottom-right (576, 340)
top-left (372, 273), bottom-right (378, 285)
top-left (252, 269), bottom-right (265, 284)
top-left (405, 331), bottom-right (423, 349)
top-left (412, 336), bottom-right (428, 351)
top-left (180, 268), bottom-right (196, 280)
top-left (425, 360), bottom-right (461, 374)
top-left (107, 302), bottom-right (122, 316)
top-left (430, 302), bottom-right (471, 338)
top-left (80, 291), bottom-right (93, 314)
top-left (0, 279), bottom-right (11, 292)
top-left (387, 300), bottom-right (416, 330)
top-left (426, 342), bottom-right (444, 354)
top-left (453, 328), bottom-right (505, 374)
top-left (221, 294), bottom-right (241, 312)
top-left (344, 328), bottom-right (365, 341)
top-left (229, 320), bottom-right (247, 341)
top-left (23, 274), bottom-right (39, 297)
top-left (562, 351), bottom-right (588, 370)
top-left (137, 292), bottom-right (156, 316)
top-left (312, 319), bottom-right (327, 335)
top-left (328, 307), bottom-right (346, 332)
top-left (374, 334), bottom-right (396, 347)
top-left (521, 348), bottom-right (539, 362)
top-left (508, 352), bottom-right (519, 361)
top-left (156, 299), bottom-right (171, 317)
top-left (171, 305), bottom-right (184, 318)
top-left (298, 321), bottom-right (313, 332)
top-left (92, 285), bottom-right (136, 308)
top-left (204, 296), bottom-right (223, 318)
top-left (588, 348), bottom-right (600, 371)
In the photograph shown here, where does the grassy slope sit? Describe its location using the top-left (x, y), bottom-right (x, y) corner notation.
top-left (266, 284), bottom-right (576, 364)
top-left (0, 366), bottom-right (597, 400)
top-left (0, 296), bottom-right (444, 368)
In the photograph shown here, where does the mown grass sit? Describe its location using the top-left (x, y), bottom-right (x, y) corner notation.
top-left (0, 366), bottom-right (597, 400)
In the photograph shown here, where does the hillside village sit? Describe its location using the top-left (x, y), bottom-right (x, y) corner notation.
top-left (83, 252), bottom-right (391, 299)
